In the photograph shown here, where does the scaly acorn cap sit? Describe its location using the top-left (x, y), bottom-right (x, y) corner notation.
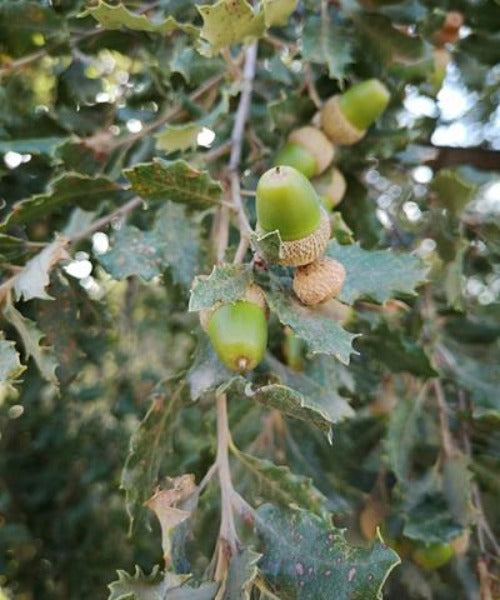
top-left (288, 126), bottom-right (335, 175)
top-left (277, 207), bottom-right (331, 266)
top-left (318, 167), bottom-right (347, 210)
top-left (199, 283), bottom-right (267, 332)
top-left (293, 256), bottom-right (346, 305)
top-left (320, 95), bottom-right (365, 145)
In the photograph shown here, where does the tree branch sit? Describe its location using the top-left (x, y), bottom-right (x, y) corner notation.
top-left (227, 42), bottom-right (257, 264)
top-left (422, 144), bottom-right (500, 171)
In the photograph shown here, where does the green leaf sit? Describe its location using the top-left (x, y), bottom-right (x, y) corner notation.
top-left (229, 377), bottom-right (347, 439)
top-left (268, 94), bottom-right (316, 135)
top-left (2, 173), bottom-right (120, 228)
top-left (3, 302), bottom-right (58, 386)
top-left (98, 202), bottom-right (200, 287)
top-left (13, 238), bottom-right (69, 302)
top-left (430, 169), bottom-right (477, 214)
top-left (442, 454), bottom-right (476, 528)
top-left (170, 44), bottom-right (224, 85)
top-left (330, 212), bottom-right (354, 245)
top-left (326, 241), bottom-right (428, 304)
top-left (124, 159), bottom-right (222, 210)
top-left (108, 565), bottom-right (218, 600)
top-left (156, 124), bottom-right (203, 154)
top-left (251, 230), bottom-right (282, 264)
top-left (0, 234), bottom-right (28, 263)
top-left (360, 324), bottom-right (436, 378)
top-left (120, 380), bottom-right (186, 530)
top-left (302, 15), bottom-right (354, 82)
top-left (354, 13), bottom-right (433, 78)
top-left (224, 548), bottom-right (262, 600)
top-left (197, 0), bottom-right (265, 56)
top-left (0, 1), bottom-right (68, 58)
top-left (0, 335), bottom-right (26, 396)
top-left (261, 0), bottom-right (298, 27)
top-left (0, 137), bottom-right (69, 158)
top-left (256, 504), bottom-right (400, 599)
top-left (189, 264), bottom-right (253, 312)
top-left (383, 395), bottom-right (423, 482)
top-left (263, 289), bottom-right (357, 364)
top-left (233, 449), bottom-right (328, 517)
top-left (187, 336), bottom-right (233, 401)
top-left (83, 1), bottom-right (198, 36)
top-left (403, 496), bottom-right (464, 544)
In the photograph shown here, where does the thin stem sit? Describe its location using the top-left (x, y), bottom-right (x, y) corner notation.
top-left (431, 379), bottom-right (456, 460)
top-left (227, 42), bottom-right (257, 264)
top-left (215, 393), bottom-right (239, 554)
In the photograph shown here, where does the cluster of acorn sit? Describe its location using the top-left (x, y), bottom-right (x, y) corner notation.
top-left (200, 79), bottom-right (391, 373)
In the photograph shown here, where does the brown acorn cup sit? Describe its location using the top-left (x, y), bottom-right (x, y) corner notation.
top-left (293, 256), bottom-right (346, 306)
top-left (277, 208), bottom-right (331, 267)
top-left (320, 96), bottom-right (365, 145)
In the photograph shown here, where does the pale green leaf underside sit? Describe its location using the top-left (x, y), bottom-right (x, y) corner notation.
top-left (84, 1), bottom-right (197, 36)
top-left (198, 0), bottom-right (265, 56)
top-left (3, 302), bottom-right (58, 386)
top-left (0, 336), bottom-right (26, 392)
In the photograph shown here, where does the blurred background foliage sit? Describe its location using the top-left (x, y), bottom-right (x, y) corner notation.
top-left (0, 0), bottom-right (499, 598)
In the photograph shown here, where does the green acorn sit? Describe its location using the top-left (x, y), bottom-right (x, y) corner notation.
top-left (256, 165), bottom-right (331, 266)
top-left (317, 167), bottom-right (347, 210)
top-left (200, 284), bottom-right (268, 372)
top-left (412, 542), bottom-right (454, 570)
top-left (320, 79), bottom-right (391, 145)
top-left (274, 126), bottom-right (335, 178)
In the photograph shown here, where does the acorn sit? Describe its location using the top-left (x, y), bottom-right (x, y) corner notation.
top-left (200, 284), bottom-right (268, 372)
top-left (274, 126), bottom-right (335, 178)
top-left (256, 166), bottom-right (331, 266)
top-left (412, 542), bottom-right (454, 570)
top-left (320, 79), bottom-right (391, 145)
top-left (317, 167), bottom-right (347, 210)
top-left (293, 257), bottom-right (346, 306)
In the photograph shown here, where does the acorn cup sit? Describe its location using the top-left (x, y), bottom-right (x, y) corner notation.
top-left (320, 79), bottom-right (391, 145)
top-left (317, 167), bottom-right (347, 211)
top-left (200, 283), bottom-right (268, 372)
top-left (274, 126), bottom-right (335, 178)
top-left (293, 256), bottom-right (346, 306)
top-left (256, 165), bottom-right (331, 266)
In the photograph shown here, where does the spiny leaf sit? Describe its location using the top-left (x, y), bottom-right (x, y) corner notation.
top-left (302, 15), bottom-right (354, 82)
top-left (2, 173), bottom-right (120, 228)
top-left (156, 123), bottom-right (204, 154)
top-left (84, 1), bottom-right (198, 36)
top-left (108, 565), bottom-right (218, 600)
top-left (146, 475), bottom-right (196, 562)
top-left (383, 395), bottom-right (423, 482)
top-left (326, 241), bottom-right (428, 304)
top-left (120, 379), bottom-right (186, 531)
top-left (224, 548), bottom-right (262, 600)
top-left (442, 454), bottom-right (476, 527)
top-left (189, 264), bottom-right (253, 312)
top-left (264, 288), bottom-right (357, 364)
top-left (197, 0), bottom-right (265, 56)
top-left (187, 336), bottom-right (233, 401)
top-left (3, 302), bottom-right (58, 386)
top-left (0, 137), bottom-right (69, 157)
top-left (262, 0), bottom-right (298, 27)
top-left (255, 504), bottom-right (400, 599)
top-left (403, 495), bottom-right (464, 544)
top-left (233, 449), bottom-right (329, 517)
top-left (98, 202), bottom-right (200, 287)
top-left (13, 238), bottom-right (69, 302)
top-left (0, 335), bottom-right (26, 396)
top-left (430, 169), bottom-right (477, 214)
top-left (268, 93), bottom-right (316, 134)
top-left (124, 159), bottom-right (222, 209)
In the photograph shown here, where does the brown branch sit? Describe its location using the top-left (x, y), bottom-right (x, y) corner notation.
top-left (423, 145), bottom-right (500, 171)
top-left (431, 379), bottom-right (456, 460)
top-left (227, 42), bottom-right (258, 264)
